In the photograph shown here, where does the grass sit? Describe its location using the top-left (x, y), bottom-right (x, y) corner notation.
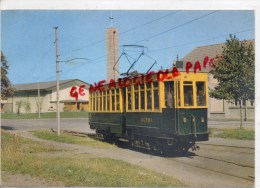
top-left (209, 128), bottom-right (254, 140)
top-left (1, 131), bottom-right (185, 187)
top-left (1, 111), bottom-right (88, 119)
top-left (32, 130), bottom-right (111, 147)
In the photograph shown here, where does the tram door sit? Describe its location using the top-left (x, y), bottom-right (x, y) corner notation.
top-left (161, 81), bottom-right (176, 133)
top-left (122, 88), bottom-right (127, 137)
top-left (175, 81), bottom-right (180, 133)
top-left (165, 81), bottom-right (174, 108)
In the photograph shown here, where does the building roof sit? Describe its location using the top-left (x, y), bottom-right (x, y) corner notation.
top-left (13, 79), bottom-right (90, 91)
top-left (180, 39), bottom-right (255, 67)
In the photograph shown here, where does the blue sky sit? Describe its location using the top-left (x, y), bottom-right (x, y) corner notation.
top-left (1, 10), bottom-right (255, 85)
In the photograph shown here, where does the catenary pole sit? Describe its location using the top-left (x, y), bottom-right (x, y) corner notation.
top-left (54, 26), bottom-right (60, 136)
top-left (38, 78), bottom-right (41, 118)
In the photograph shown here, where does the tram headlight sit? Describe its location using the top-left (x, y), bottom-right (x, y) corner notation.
top-left (183, 117), bottom-right (187, 123)
top-left (201, 117), bottom-right (205, 123)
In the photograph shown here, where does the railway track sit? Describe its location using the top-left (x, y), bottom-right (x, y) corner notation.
top-left (199, 142), bottom-right (255, 150)
top-left (168, 156), bottom-right (254, 182)
top-left (167, 143), bottom-right (254, 182)
top-left (62, 130), bottom-right (95, 137)
top-left (194, 153), bottom-right (254, 168)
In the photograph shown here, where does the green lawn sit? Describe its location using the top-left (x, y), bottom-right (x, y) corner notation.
top-left (1, 131), bottom-right (186, 187)
top-left (1, 111), bottom-right (88, 119)
top-left (209, 128), bottom-right (254, 140)
top-left (32, 130), bottom-right (111, 147)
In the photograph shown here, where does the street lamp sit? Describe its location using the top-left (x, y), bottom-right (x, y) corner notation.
top-left (33, 74), bottom-right (41, 119)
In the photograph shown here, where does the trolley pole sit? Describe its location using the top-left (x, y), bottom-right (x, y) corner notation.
top-left (54, 26), bottom-right (60, 136)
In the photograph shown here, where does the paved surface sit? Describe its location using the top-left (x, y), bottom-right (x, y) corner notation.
top-left (1, 118), bottom-right (255, 132)
top-left (1, 118), bottom-right (255, 149)
top-left (208, 120), bottom-right (255, 130)
top-left (1, 118), bottom-right (95, 133)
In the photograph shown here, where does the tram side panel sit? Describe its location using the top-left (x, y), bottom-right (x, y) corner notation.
top-left (89, 112), bottom-right (123, 137)
top-left (125, 112), bottom-right (162, 138)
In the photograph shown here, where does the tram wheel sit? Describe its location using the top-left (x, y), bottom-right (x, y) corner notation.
top-left (127, 131), bottom-right (134, 148)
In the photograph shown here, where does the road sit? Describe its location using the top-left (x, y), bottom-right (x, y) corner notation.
top-left (1, 118), bottom-right (255, 187)
top-left (209, 120), bottom-right (254, 130)
top-left (1, 118), bottom-right (255, 133)
top-left (1, 118), bottom-right (95, 133)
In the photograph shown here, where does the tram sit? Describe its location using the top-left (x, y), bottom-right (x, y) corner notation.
top-left (89, 68), bottom-right (208, 153)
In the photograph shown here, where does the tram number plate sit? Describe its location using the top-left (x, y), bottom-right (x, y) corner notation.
top-left (141, 117), bottom-right (153, 123)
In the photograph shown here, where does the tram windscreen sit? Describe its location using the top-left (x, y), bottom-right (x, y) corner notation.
top-left (184, 85), bottom-right (193, 106)
top-left (196, 82), bottom-right (206, 106)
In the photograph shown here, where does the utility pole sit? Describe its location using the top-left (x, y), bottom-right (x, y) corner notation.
top-left (54, 26), bottom-right (60, 136)
top-left (37, 78), bottom-right (41, 118)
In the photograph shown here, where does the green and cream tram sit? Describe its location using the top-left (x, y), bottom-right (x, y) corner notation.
top-left (89, 69), bottom-right (208, 152)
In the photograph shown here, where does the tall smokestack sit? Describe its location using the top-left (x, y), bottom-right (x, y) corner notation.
top-left (106, 28), bottom-right (119, 81)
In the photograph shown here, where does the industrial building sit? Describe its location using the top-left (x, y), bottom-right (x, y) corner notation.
top-left (2, 79), bottom-right (89, 114)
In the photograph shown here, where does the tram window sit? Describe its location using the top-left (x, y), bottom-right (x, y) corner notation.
top-left (154, 82), bottom-right (159, 109)
top-left (93, 96), bottom-right (95, 111)
top-left (99, 92), bottom-right (102, 111)
top-left (106, 90), bottom-right (110, 111)
top-left (111, 89), bottom-right (115, 111)
top-left (164, 81), bottom-right (174, 108)
top-left (184, 85), bottom-right (193, 106)
top-left (140, 84), bottom-right (145, 110)
top-left (116, 88), bottom-right (120, 111)
top-left (98, 93), bottom-right (102, 111)
top-left (134, 85), bottom-right (139, 110)
top-left (90, 95), bottom-right (92, 111)
top-left (95, 93), bottom-right (98, 111)
top-left (92, 93), bottom-right (95, 111)
top-left (102, 91), bottom-right (106, 111)
top-left (196, 82), bottom-right (206, 106)
top-left (96, 93), bottom-right (99, 111)
top-left (127, 86), bottom-right (132, 110)
top-left (146, 83), bottom-right (152, 110)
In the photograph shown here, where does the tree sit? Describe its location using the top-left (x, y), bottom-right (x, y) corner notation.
top-left (209, 35), bottom-right (255, 128)
top-left (16, 100), bottom-right (23, 116)
top-left (35, 97), bottom-right (43, 115)
top-left (23, 101), bottom-right (31, 113)
top-left (1, 52), bottom-right (15, 100)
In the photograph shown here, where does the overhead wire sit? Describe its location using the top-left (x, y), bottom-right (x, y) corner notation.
top-left (65, 11), bottom-right (180, 54)
top-left (58, 11), bottom-right (181, 76)
top-left (48, 11), bottom-right (254, 82)
top-left (59, 25), bottom-right (254, 82)
top-left (16, 43), bottom-right (54, 83)
top-left (148, 28), bottom-right (255, 53)
top-left (119, 11), bottom-right (180, 36)
top-left (133, 10), bottom-right (219, 44)
top-left (85, 11), bottom-right (219, 72)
